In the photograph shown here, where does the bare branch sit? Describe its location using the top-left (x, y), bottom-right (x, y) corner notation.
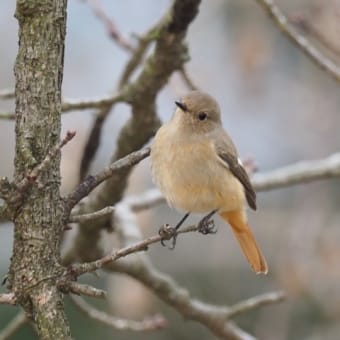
top-left (0, 94), bottom-right (125, 120)
top-left (67, 223), bottom-right (198, 277)
top-left (63, 282), bottom-right (107, 299)
top-left (62, 93), bottom-right (125, 112)
top-left (69, 188), bottom-right (163, 223)
top-left (117, 34), bottom-right (153, 88)
top-left (0, 293), bottom-right (16, 305)
top-left (290, 11), bottom-right (340, 60)
top-left (87, 0), bottom-right (134, 52)
top-left (178, 66), bottom-right (199, 91)
top-left (0, 89), bottom-right (14, 100)
top-left (0, 312), bottom-right (27, 340)
top-left (64, 147), bottom-right (150, 216)
top-left (255, 0), bottom-right (340, 82)
top-left (70, 295), bottom-right (167, 331)
top-left (69, 205), bottom-right (115, 223)
top-left (0, 112), bottom-right (15, 120)
top-left (227, 291), bottom-right (286, 319)
top-left (252, 153), bottom-right (340, 191)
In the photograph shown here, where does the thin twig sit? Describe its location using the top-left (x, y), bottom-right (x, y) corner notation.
top-left (0, 94), bottom-right (125, 120)
top-left (70, 295), bottom-right (167, 331)
top-left (67, 223), bottom-right (197, 277)
top-left (178, 66), bottom-right (199, 91)
top-left (87, 0), bottom-right (135, 52)
top-left (252, 153), bottom-right (340, 191)
top-left (0, 89), bottom-right (14, 100)
top-left (117, 22), bottom-right (162, 88)
top-left (255, 0), bottom-right (340, 82)
top-left (0, 312), bottom-right (27, 340)
top-left (62, 93), bottom-right (125, 112)
top-left (0, 112), bottom-right (15, 120)
top-left (290, 11), bottom-right (340, 60)
top-left (227, 291), bottom-right (286, 319)
top-left (0, 293), bottom-right (16, 305)
top-left (70, 205), bottom-right (115, 223)
top-left (65, 282), bottom-right (107, 299)
top-left (64, 147), bottom-right (150, 216)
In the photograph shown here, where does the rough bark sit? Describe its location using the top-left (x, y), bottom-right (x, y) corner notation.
top-left (7, 1), bottom-right (71, 339)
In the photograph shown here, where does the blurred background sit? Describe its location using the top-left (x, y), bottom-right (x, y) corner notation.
top-left (1, 0), bottom-right (340, 339)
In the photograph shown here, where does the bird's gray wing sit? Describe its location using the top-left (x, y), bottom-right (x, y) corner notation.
top-left (213, 134), bottom-right (257, 210)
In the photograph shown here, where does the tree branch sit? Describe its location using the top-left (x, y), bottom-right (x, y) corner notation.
top-left (226, 291), bottom-right (286, 319)
top-left (64, 147), bottom-right (150, 216)
top-left (70, 295), bottom-right (167, 331)
top-left (0, 94), bottom-right (125, 120)
top-left (0, 293), bottom-right (16, 305)
top-left (66, 223), bottom-right (198, 277)
top-left (255, 0), bottom-right (340, 82)
top-left (252, 153), bottom-right (340, 191)
top-left (69, 205), bottom-right (115, 223)
top-left (86, 0), bottom-right (134, 52)
top-left (62, 93), bottom-right (125, 112)
top-left (178, 66), bottom-right (199, 91)
top-left (0, 89), bottom-right (14, 100)
top-left (0, 312), bottom-right (27, 340)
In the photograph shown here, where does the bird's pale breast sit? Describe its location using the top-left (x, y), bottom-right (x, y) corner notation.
top-left (151, 125), bottom-right (245, 213)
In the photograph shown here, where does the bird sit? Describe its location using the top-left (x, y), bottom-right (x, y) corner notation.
top-left (150, 90), bottom-right (268, 274)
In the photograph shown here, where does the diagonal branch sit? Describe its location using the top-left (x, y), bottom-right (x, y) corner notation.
top-left (64, 147), bottom-right (150, 216)
top-left (86, 0), bottom-right (135, 52)
top-left (66, 223), bottom-right (198, 277)
top-left (0, 312), bottom-right (27, 340)
top-left (255, 0), bottom-right (340, 82)
top-left (70, 295), bottom-right (167, 332)
top-left (0, 293), bottom-right (16, 305)
top-left (226, 291), bottom-right (285, 319)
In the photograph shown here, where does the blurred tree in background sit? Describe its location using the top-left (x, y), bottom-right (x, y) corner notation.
top-left (0, 0), bottom-right (339, 339)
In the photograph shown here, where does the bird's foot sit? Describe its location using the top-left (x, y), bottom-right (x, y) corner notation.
top-left (158, 224), bottom-right (178, 250)
top-left (197, 217), bottom-right (218, 235)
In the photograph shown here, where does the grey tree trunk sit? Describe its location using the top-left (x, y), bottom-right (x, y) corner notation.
top-left (7, 1), bottom-right (72, 339)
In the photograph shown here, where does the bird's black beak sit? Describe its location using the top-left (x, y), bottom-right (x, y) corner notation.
top-left (175, 100), bottom-right (187, 112)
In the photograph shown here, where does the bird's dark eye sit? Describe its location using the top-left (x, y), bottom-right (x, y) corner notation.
top-left (198, 112), bottom-right (207, 121)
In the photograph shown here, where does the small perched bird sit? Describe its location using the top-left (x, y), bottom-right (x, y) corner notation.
top-left (151, 91), bottom-right (268, 274)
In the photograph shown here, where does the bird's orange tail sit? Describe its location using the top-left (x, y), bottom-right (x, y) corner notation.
top-left (220, 210), bottom-right (268, 274)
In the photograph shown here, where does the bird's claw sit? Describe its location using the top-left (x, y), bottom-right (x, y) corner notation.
top-left (198, 218), bottom-right (218, 235)
top-left (158, 224), bottom-right (178, 250)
